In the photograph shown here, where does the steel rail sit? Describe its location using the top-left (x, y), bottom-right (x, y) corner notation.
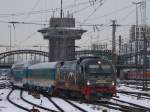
top-left (48, 97), bottom-right (65, 112)
top-left (20, 90), bottom-right (58, 112)
top-left (111, 98), bottom-right (150, 111)
top-left (64, 99), bottom-right (88, 112)
top-left (7, 89), bottom-right (30, 112)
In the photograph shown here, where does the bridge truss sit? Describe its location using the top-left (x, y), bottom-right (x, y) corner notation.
top-left (0, 50), bottom-right (49, 68)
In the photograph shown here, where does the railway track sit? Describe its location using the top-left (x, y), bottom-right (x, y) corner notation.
top-left (121, 84), bottom-right (150, 90)
top-left (120, 81), bottom-right (150, 90)
top-left (118, 91), bottom-right (150, 100)
top-left (48, 97), bottom-right (65, 112)
top-left (20, 90), bottom-right (58, 112)
top-left (7, 89), bottom-right (30, 112)
top-left (47, 96), bottom-right (88, 112)
top-left (93, 100), bottom-right (136, 112)
top-left (0, 80), bottom-right (10, 89)
top-left (111, 98), bottom-right (150, 112)
top-left (122, 80), bottom-right (150, 85)
top-left (55, 96), bottom-right (136, 112)
top-left (9, 89), bottom-right (147, 112)
top-left (22, 90), bottom-right (89, 112)
top-left (46, 93), bottom-right (149, 112)
top-left (9, 85), bottom-right (150, 112)
top-left (89, 97), bottom-right (150, 112)
top-left (10, 86), bottom-right (88, 112)
top-left (63, 99), bottom-right (88, 112)
top-left (118, 90), bottom-right (150, 97)
top-left (7, 89), bottom-right (59, 112)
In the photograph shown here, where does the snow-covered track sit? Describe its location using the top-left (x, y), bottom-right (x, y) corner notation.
top-left (122, 84), bottom-right (150, 90)
top-left (0, 80), bottom-right (10, 89)
top-left (20, 90), bottom-right (59, 112)
top-left (63, 99), bottom-right (88, 112)
top-left (7, 89), bottom-right (30, 112)
top-left (47, 96), bottom-right (88, 112)
top-left (48, 97), bottom-right (65, 112)
top-left (0, 83), bottom-right (6, 89)
top-left (59, 97), bottom-right (126, 112)
top-left (111, 98), bottom-right (150, 111)
top-left (93, 100), bottom-right (134, 112)
top-left (118, 90), bottom-right (150, 97)
top-left (119, 91), bottom-right (150, 100)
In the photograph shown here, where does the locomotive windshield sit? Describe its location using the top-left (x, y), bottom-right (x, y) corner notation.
top-left (88, 64), bottom-right (112, 74)
top-left (82, 59), bottom-right (113, 75)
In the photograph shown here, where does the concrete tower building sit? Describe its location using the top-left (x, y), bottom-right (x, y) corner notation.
top-left (38, 14), bottom-right (86, 62)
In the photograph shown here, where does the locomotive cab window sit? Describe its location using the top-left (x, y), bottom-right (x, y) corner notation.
top-left (82, 59), bottom-right (113, 75)
top-left (88, 64), bottom-right (112, 74)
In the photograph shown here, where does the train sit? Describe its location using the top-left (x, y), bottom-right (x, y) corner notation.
top-left (120, 69), bottom-right (150, 81)
top-left (10, 57), bottom-right (116, 100)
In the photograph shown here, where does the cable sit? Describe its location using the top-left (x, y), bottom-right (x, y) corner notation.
top-left (18, 32), bottom-right (38, 45)
top-left (73, 4), bottom-right (92, 14)
top-left (88, 4), bottom-right (133, 21)
top-left (0, 20), bottom-right (48, 26)
top-left (82, 0), bottom-right (106, 24)
top-left (0, 0), bottom-right (101, 18)
top-left (0, 20), bottom-right (9, 23)
top-left (118, 5), bottom-right (137, 24)
top-left (23, 0), bottom-right (41, 20)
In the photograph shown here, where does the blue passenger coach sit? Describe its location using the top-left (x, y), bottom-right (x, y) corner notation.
top-left (26, 62), bottom-right (59, 91)
top-left (11, 61), bottom-right (30, 87)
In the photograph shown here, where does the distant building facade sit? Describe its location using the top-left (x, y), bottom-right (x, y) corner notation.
top-left (120, 25), bottom-right (150, 65)
top-left (91, 43), bottom-right (107, 50)
top-left (130, 25), bottom-right (150, 41)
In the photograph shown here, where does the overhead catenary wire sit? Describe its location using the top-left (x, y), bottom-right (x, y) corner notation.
top-left (18, 32), bottom-right (38, 45)
top-left (81, 0), bottom-right (106, 24)
top-left (0, 21), bottom-right (48, 26)
top-left (23, 0), bottom-right (41, 21)
top-left (88, 4), bottom-right (134, 21)
top-left (118, 7), bottom-right (136, 22)
top-left (0, 0), bottom-right (102, 18)
top-left (0, 0), bottom-right (146, 52)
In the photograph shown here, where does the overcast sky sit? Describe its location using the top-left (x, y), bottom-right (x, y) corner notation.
top-left (0, 0), bottom-right (150, 52)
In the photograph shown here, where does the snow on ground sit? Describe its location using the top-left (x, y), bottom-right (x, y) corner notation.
top-left (51, 97), bottom-right (78, 112)
top-left (70, 100), bottom-right (111, 112)
top-left (1, 84), bottom-right (150, 112)
top-left (118, 84), bottom-right (150, 94)
top-left (10, 90), bottom-right (47, 112)
top-left (0, 88), bottom-right (111, 112)
top-left (116, 85), bottom-right (150, 108)
top-left (114, 93), bottom-right (150, 108)
top-left (23, 91), bottom-right (59, 111)
top-left (23, 91), bottom-right (108, 112)
top-left (0, 88), bottom-right (104, 112)
top-left (0, 80), bottom-right (9, 84)
top-left (0, 88), bottom-right (26, 112)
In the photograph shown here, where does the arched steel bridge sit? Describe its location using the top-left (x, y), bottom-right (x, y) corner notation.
top-left (0, 50), bottom-right (49, 68)
top-left (0, 49), bottom-right (146, 69)
top-left (0, 49), bottom-right (114, 68)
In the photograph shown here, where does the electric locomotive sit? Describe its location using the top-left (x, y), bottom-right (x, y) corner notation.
top-left (56, 56), bottom-right (116, 99)
top-left (11, 57), bottom-right (116, 100)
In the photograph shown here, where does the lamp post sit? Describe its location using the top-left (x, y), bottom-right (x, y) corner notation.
top-left (132, 2), bottom-right (141, 26)
top-left (8, 25), bottom-right (12, 51)
top-left (132, 2), bottom-right (141, 66)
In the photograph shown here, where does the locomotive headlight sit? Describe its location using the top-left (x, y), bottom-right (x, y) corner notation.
top-left (97, 61), bottom-right (101, 64)
top-left (87, 81), bottom-right (90, 86)
top-left (112, 81), bottom-right (115, 85)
